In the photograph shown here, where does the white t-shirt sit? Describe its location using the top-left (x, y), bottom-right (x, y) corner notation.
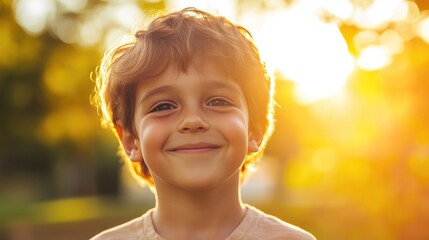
top-left (91, 204), bottom-right (316, 240)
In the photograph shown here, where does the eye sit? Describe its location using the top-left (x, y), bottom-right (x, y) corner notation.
top-left (207, 98), bottom-right (233, 107)
top-left (149, 102), bottom-right (177, 113)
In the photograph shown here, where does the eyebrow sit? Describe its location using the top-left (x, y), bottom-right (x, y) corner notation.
top-left (139, 85), bottom-right (174, 106)
top-left (206, 80), bottom-right (241, 93)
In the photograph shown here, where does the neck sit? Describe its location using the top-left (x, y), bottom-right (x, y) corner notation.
top-left (151, 173), bottom-right (246, 240)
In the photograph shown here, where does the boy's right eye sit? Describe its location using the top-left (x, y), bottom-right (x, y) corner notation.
top-left (148, 102), bottom-right (177, 113)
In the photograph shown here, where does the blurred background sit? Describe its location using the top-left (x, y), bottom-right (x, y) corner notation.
top-left (1, 0), bottom-right (429, 239)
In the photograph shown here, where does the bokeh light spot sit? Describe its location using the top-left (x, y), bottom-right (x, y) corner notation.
top-left (57, 0), bottom-right (87, 13)
top-left (113, 3), bottom-right (143, 28)
top-left (379, 29), bottom-right (404, 54)
top-left (353, 0), bottom-right (405, 29)
top-left (52, 17), bottom-right (80, 44)
top-left (353, 30), bottom-right (379, 51)
top-left (14, 0), bottom-right (55, 35)
top-left (416, 15), bottom-right (429, 44)
top-left (78, 21), bottom-right (102, 47)
top-left (357, 45), bottom-right (392, 70)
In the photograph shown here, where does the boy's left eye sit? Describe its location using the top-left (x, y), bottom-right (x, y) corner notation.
top-left (207, 98), bottom-right (233, 106)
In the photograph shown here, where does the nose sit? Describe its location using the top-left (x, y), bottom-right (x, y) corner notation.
top-left (178, 107), bottom-right (209, 133)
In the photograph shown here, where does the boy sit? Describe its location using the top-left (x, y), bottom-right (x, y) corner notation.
top-left (91, 7), bottom-right (315, 240)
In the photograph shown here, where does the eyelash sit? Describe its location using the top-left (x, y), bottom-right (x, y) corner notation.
top-left (148, 102), bottom-right (177, 113)
top-left (207, 98), bottom-right (233, 107)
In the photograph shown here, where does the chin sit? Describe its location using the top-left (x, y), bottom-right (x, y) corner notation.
top-left (177, 172), bottom-right (240, 192)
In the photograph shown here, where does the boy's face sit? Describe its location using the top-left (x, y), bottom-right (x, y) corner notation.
top-left (123, 61), bottom-right (259, 191)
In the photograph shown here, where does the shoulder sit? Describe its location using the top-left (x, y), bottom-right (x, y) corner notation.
top-left (90, 209), bottom-right (154, 240)
top-left (246, 205), bottom-right (316, 240)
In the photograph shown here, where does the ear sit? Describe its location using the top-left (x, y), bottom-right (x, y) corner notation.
top-left (248, 127), bottom-right (263, 153)
top-left (115, 123), bottom-right (143, 162)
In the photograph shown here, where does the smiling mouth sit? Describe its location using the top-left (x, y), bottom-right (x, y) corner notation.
top-left (169, 143), bottom-right (221, 153)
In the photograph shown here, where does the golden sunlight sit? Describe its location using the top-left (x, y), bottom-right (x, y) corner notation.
top-left (254, 7), bottom-right (354, 104)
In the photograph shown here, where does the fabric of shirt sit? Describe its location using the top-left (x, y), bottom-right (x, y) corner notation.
top-left (90, 204), bottom-right (316, 240)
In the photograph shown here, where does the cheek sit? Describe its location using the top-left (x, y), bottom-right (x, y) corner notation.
top-left (137, 119), bottom-right (170, 162)
top-left (216, 113), bottom-right (249, 154)
top-left (227, 115), bottom-right (248, 135)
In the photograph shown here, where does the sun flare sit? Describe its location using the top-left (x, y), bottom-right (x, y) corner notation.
top-left (253, 7), bottom-right (354, 104)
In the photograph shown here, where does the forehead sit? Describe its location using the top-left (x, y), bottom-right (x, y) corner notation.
top-left (137, 59), bottom-right (241, 90)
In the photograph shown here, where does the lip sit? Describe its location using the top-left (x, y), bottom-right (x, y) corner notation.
top-left (168, 143), bottom-right (222, 153)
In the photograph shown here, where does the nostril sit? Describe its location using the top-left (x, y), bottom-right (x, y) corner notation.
top-left (181, 127), bottom-right (191, 132)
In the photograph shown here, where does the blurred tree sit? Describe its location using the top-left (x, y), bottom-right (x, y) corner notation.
top-left (0, 0), bottom-right (129, 201)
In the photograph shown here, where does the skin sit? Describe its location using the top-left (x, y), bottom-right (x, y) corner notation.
top-left (117, 61), bottom-right (261, 240)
